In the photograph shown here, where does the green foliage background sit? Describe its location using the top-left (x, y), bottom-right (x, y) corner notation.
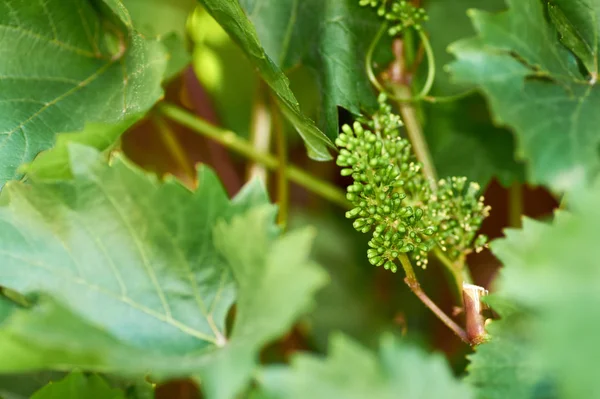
top-left (1, 0), bottom-right (599, 398)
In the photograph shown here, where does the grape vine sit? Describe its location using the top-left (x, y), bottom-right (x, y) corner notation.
top-left (337, 95), bottom-right (489, 273)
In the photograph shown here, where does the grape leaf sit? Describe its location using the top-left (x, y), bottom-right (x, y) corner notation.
top-left (421, 0), bottom-right (523, 186)
top-left (485, 185), bottom-right (600, 398)
top-left (0, 368), bottom-right (64, 399)
top-left (237, 0), bottom-right (382, 138)
top-left (122, 0), bottom-right (195, 38)
top-left (31, 373), bottom-right (125, 399)
top-left (0, 145), bottom-right (327, 399)
top-left (120, 0), bottom-right (195, 80)
top-left (448, 0), bottom-right (600, 190)
top-left (198, 0), bottom-right (335, 160)
top-left (21, 117), bottom-right (139, 181)
top-left (256, 333), bottom-right (473, 399)
top-left (424, 98), bottom-right (524, 187)
top-left (465, 297), bottom-right (555, 399)
top-left (0, 0), bottom-right (167, 187)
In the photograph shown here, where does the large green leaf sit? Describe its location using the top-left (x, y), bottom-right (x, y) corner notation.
top-left (448, 0), bottom-right (600, 190)
top-left (465, 297), bottom-right (555, 399)
top-left (0, 0), bottom-right (167, 187)
top-left (31, 373), bottom-right (125, 399)
top-left (482, 184), bottom-right (600, 398)
top-left (421, 0), bottom-right (523, 186)
top-left (0, 145), bottom-right (327, 399)
top-left (21, 118), bottom-right (139, 181)
top-left (423, 97), bottom-right (523, 187)
top-left (198, 0), bottom-right (335, 160)
top-left (237, 0), bottom-right (382, 138)
top-left (256, 333), bottom-right (473, 399)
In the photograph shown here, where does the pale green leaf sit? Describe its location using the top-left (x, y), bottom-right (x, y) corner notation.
top-left (31, 373), bottom-right (125, 399)
top-left (0, 0), bottom-right (168, 187)
top-left (448, 0), bottom-right (600, 190)
top-left (465, 297), bottom-right (555, 399)
top-left (120, 0), bottom-right (195, 79)
top-left (122, 0), bottom-right (195, 38)
top-left (256, 333), bottom-right (473, 399)
top-left (21, 117), bottom-right (139, 181)
top-left (0, 145), bottom-right (327, 399)
top-left (485, 183), bottom-right (600, 398)
top-left (197, 0), bottom-right (335, 160)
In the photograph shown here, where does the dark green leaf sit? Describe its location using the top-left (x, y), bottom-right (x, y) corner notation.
top-left (424, 97), bottom-right (524, 187)
top-left (448, 0), bottom-right (600, 190)
top-left (238, 0), bottom-right (383, 138)
top-left (197, 0), bottom-right (334, 160)
top-left (548, 2), bottom-right (596, 76)
top-left (257, 333), bottom-right (473, 399)
top-left (0, 145), bottom-right (327, 399)
top-left (422, 0), bottom-right (523, 186)
top-left (0, 0), bottom-right (168, 187)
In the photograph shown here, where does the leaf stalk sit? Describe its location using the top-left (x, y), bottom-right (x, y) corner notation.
top-left (157, 103), bottom-right (349, 208)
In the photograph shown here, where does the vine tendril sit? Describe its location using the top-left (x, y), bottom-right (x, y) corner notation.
top-left (365, 23), bottom-right (436, 102)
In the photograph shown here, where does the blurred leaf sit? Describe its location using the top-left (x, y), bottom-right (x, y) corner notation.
top-left (288, 213), bottom-right (396, 351)
top-left (31, 373), bottom-right (125, 399)
top-left (424, 97), bottom-right (524, 187)
top-left (121, 0), bottom-right (195, 79)
top-left (160, 33), bottom-right (192, 81)
top-left (189, 7), bottom-right (258, 139)
top-left (547, 3), bottom-right (596, 76)
top-left (256, 333), bottom-right (473, 399)
top-left (197, 0), bottom-right (334, 160)
top-left (122, 0), bottom-right (195, 38)
top-left (487, 184), bottom-right (600, 398)
top-left (465, 298), bottom-right (555, 399)
top-left (0, 145), bottom-right (326, 399)
top-left (0, 363), bottom-right (64, 399)
top-left (448, 0), bottom-right (600, 190)
top-left (0, 0), bottom-right (168, 187)
top-left (21, 118), bottom-right (139, 181)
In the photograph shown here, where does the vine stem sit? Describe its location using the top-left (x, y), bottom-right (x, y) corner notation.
top-left (157, 103), bottom-right (349, 208)
top-left (398, 254), bottom-right (469, 343)
top-left (394, 85), bottom-right (438, 187)
top-left (247, 82), bottom-right (272, 183)
top-left (152, 116), bottom-right (196, 185)
top-left (509, 182), bottom-right (523, 228)
top-left (271, 96), bottom-right (289, 228)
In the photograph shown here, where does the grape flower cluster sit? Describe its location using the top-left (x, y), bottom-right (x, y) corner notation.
top-left (358, 0), bottom-right (428, 35)
top-left (336, 95), bottom-right (490, 272)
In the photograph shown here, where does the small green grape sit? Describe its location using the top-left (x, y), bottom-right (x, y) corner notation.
top-left (337, 95), bottom-right (490, 272)
top-left (359, 0), bottom-right (428, 35)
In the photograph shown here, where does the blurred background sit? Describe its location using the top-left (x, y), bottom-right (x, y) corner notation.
top-left (107, 5), bottom-right (562, 397)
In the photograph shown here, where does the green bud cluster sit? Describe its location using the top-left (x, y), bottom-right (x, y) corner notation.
top-left (337, 95), bottom-right (490, 272)
top-left (358, 0), bottom-right (428, 35)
